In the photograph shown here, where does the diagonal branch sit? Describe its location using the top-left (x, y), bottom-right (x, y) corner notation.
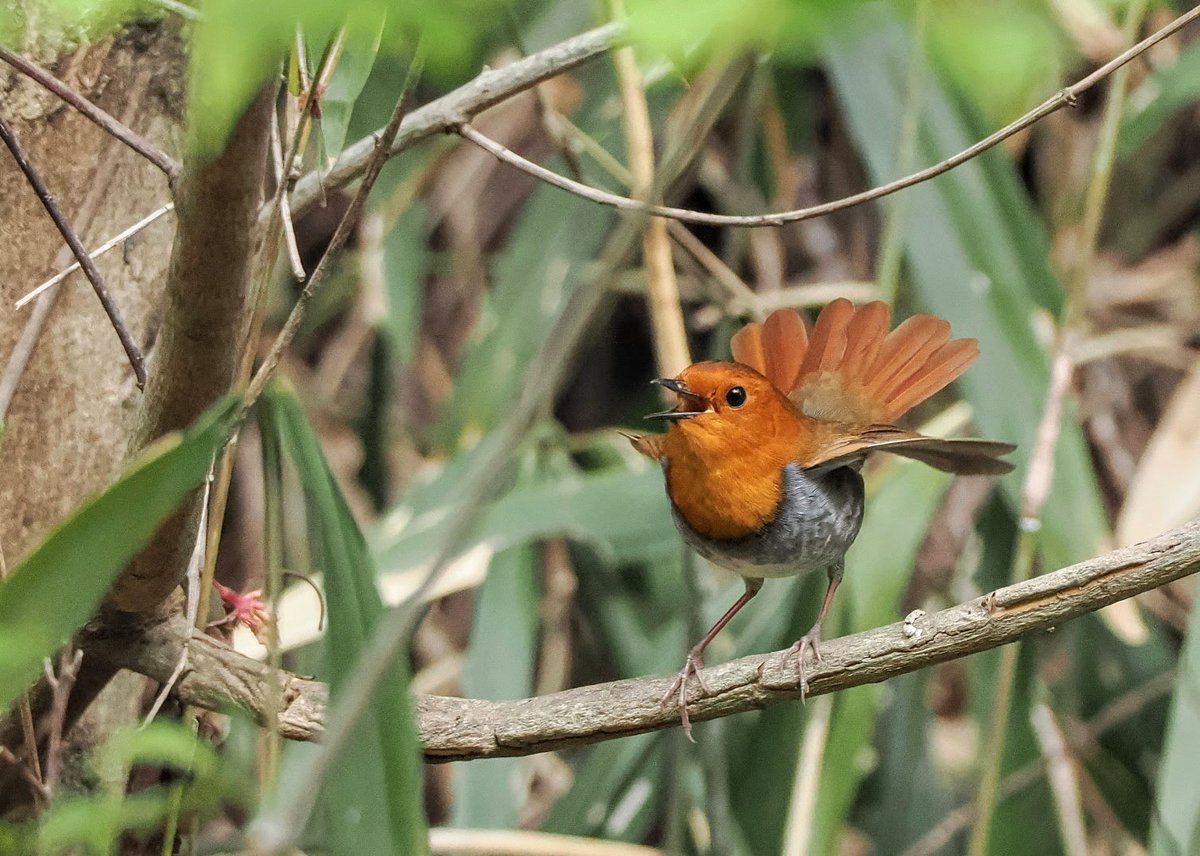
top-left (82, 518), bottom-right (1200, 761)
top-left (285, 21), bottom-right (623, 221)
top-left (0, 48), bottom-right (180, 179)
top-left (0, 113), bottom-right (148, 388)
top-left (110, 86), bottom-right (275, 614)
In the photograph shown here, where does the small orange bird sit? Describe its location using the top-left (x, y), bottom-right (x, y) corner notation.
top-left (630, 299), bottom-right (1015, 737)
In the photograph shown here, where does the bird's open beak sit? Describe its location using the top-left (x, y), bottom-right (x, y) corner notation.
top-left (646, 378), bottom-right (708, 421)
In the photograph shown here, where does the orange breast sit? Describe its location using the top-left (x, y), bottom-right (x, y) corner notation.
top-left (665, 449), bottom-right (785, 540)
top-left (662, 412), bottom-right (806, 541)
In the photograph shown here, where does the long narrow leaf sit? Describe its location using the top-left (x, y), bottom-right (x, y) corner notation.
top-left (0, 397), bottom-right (238, 713)
top-left (821, 5), bottom-right (1107, 570)
top-left (260, 382), bottom-right (427, 854)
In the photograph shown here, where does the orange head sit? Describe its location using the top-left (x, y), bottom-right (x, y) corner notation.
top-left (647, 361), bottom-right (805, 455)
top-left (641, 361), bottom-right (816, 540)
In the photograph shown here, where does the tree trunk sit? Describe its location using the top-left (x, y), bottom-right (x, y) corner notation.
top-left (0, 20), bottom-right (185, 811)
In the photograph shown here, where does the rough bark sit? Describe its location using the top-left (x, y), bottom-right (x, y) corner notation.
top-left (0, 21), bottom-right (186, 811)
top-left (0, 23), bottom-right (182, 564)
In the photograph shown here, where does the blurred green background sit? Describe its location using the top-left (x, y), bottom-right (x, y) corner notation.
top-left (3, 0), bottom-right (1200, 853)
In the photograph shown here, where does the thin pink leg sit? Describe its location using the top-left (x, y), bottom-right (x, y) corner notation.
top-left (664, 577), bottom-right (763, 740)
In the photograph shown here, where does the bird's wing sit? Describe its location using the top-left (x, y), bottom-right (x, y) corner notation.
top-left (732, 300), bottom-right (979, 425)
top-left (798, 425), bottom-right (1015, 475)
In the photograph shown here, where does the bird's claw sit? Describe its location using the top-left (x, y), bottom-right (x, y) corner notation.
top-left (662, 651), bottom-right (709, 741)
top-left (785, 624), bottom-right (824, 701)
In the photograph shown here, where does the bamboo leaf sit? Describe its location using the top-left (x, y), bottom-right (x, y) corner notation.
top-left (0, 397), bottom-right (238, 713)
top-left (821, 4), bottom-right (1108, 569)
top-left (260, 382), bottom-right (427, 855)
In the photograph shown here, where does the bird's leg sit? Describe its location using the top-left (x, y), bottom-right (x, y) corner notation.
top-left (786, 561), bottom-right (843, 700)
top-left (663, 577), bottom-right (763, 741)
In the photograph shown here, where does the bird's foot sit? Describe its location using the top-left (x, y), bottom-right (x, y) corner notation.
top-left (785, 623), bottom-right (824, 701)
top-left (661, 650), bottom-right (711, 742)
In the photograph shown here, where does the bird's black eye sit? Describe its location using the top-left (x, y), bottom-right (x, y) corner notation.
top-left (725, 386), bottom-right (747, 408)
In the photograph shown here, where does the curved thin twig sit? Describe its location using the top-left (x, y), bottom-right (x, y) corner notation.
top-left (285, 22), bottom-right (624, 221)
top-left (458, 4), bottom-right (1200, 228)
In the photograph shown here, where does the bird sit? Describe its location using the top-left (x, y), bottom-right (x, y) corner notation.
top-left (628, 298), bottom-right (1015, 738)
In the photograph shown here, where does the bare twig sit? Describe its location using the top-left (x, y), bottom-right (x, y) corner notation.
top-left (42, 646), bottom-right (84, 793)
top-left (1030, 703), bottom-right (1089, 856)
top-left (244, 48), bottom-right (425, 410)
top-left (458, 4), bottom-right (1200, 229)
top-left (83, 518), bottom-right (1200, 761)
top-left (269, 112), bottom-right (306, 281)
top-left (0, 747), bottom-right (50, 803)
top-left (0, 113), bottom-right (147, 387)
top-left (286, 22), bottom-right (624, 221)
top-left (15, 203), bottom-right (175, 308)
top-left (783, 693), bottom-right (833, 853)
top-left (0, 284), bottom-right (63, 423)
top-left (0, 49), bottom-right (179, 178)
top-left (608, 0), bottom-right (690, 377)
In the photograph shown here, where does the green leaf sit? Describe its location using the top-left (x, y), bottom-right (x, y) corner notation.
top-left (374, 458), bottom-right (676, 577)
top-left (625, 0), bottom-right (861, 68)
top-left (452, 544), bottom-right (538, 829)
top-left (36, 721), bottom-right (238, 854)
top-left (1151, 577), bottom-right (1200, 856)
top-left (319, 10), bottom-right (387, 167)
top-left (1119, 39), bottom-right (1200, 158)
top-left (542, 732), bottom-right (668, 841)
top-left (821, 4), bottom-right (1108, 569)
top-left (260, 382), bottom-right (427, 855)
top-left (0, 396), bottom-right (238, 713)
top-left (927, 2), bottom-right (1063, 127)
top-left (434, 182), bottom-right (613, 446)
top-left (379, 201), bottom-right (430, 365)
top-left (187, 0), bottom-right (487, 158)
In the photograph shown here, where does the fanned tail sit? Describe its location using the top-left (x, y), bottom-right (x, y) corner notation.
top-left (730, 310), bottom-right (807, 393)
top-left (733, 299), bottom-right (980, 424)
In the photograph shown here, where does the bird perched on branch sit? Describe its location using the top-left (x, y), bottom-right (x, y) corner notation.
top-left (629, 299), bottom-right (1015, 738)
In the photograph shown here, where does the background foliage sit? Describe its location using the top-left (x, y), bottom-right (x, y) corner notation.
top-left (2, 0), bottom-right (1199, 854)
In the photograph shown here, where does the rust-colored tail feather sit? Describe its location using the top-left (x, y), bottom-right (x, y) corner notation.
top-left (798, 297), bottom-right (854, 378)
top-left (761, 309), bottom-right (807, 392)
top-left (735, 300), bottom-right (979, 425)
